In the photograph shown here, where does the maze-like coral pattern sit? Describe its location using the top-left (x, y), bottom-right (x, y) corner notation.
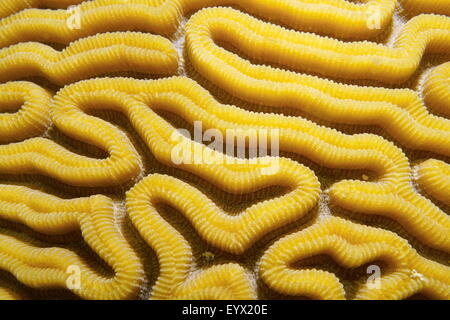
top-left (0, 32), bottom-right (178, 84)
top-left (260, 217), bottom-right (450, 299)
top-left (0, 0), bottom-right (449, 300)
top-left (0, 185), bottom-right (143, 299)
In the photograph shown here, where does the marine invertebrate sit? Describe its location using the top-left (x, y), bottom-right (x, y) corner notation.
top-left (260, 217), bottom-right (450, 299)
top-left (417, 159), bottom-right (450, 205)
top-left (0, 0), bottom-right (391, 47)
top-left (0, 81), bottom-right (51, 142)
top-left (186, 7), bottom-right (450, 157)
top-left (0, 0), bottom-right (448, 301)
top-left (0, 32), bottom-right (178, 85)
top-left (0, 0), bottom-right (84, 18)
top-left (124, 173), bottom-right (319, 255)
top-left (43, 77), bottom-right (449, 252)
top-left (2, 0), bottom-right (449, 48)
top-left (0, 184), bottom-right (143, 299)
top-left (127, 175), bottom-right (257, 299)
top-left (423, 62), bottom-right (450, 117)
top-left (187, 8), bottom-right (450, 83)
top-left (0, 87), bottom-right (142, 186)
top-left (403, 0), bottom-right (450, 16)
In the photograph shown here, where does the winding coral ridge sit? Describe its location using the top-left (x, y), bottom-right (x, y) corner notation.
top-left (424, 62), bottom-right (450, 117)
top-left (260, 217), bottom-right (450, 300)
top-left (0, 0), bottom-right (84, 18)
top-left (186, 7), bottom-right (450, 157)
top-left (187, 8), bottom-right (450, 84)
top-left (2, 0), bottom-right (450, 48)
top-left (0, 32), bottom-right (178, 85)
top-left (0, 88), bottom-right (142, 187)
top-left (0, 185), bottom-right (143, 299)
top-left (127, 175), bottom-right (256, 299)
top-left (125, 173), bottom-right (319, 255)
top-left (0, 81), bottom-right (51, 142)
top-left (0, 0), bottom-right (448, 301)
top-left (417, 159), bottom-right (450, 206)
top-left (16, 77), bottom-right (444, 252)
top-left (403, 0), bottom-right (450, 16)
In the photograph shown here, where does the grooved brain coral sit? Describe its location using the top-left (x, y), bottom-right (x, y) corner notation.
top-left (0, 0), bottom-right (448, 300)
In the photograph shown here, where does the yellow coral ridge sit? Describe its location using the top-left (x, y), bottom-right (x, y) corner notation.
top-left (403, 0), bottom-right (450, 16)
top-left (0, 32), bottom-right (178, 85)
top-left (2, 0), bottom-right (449, 48)
top-left (260, 217), bottom-right (450, 300)
top-left (1, 75), bottom-right (447, 298)
top-left (0, 1), bottom-right (448, 300)
top-left (417, 159), bottom-right (450, 205)
top-left (124, 173), bottom-right (319, 254)
top-left (173, 264), bottom-right (256, 300)
top-left (188, 8), bottom-right (450, 83)
top-left (41, 77), bottom-right (448, 252)
top-left (0, 137), bottom-right (141, 187)
top-left (186, 7), bottom-right (450, 157)
top-left (0, 81), bottom-right (51, 142)
top-left (0, 184), bottom-right (143, 299)
top-left (127, 176), bottom-right (256, 299)
top-left (0, 0), bottom-right (84, 18)
top-left (0, 287), bottom-right (22, 300)
top-left (4, 0), bottom-right (450, 48)
top-left (424, 62), bottom-right (450, 117)
top-left (0, 85), bottom-right (142, 186)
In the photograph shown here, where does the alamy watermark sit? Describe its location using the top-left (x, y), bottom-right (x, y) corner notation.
top-left (66, 265), bottom-right (81, 290)
top-left (366, 5), bottom-right (383, 30)
top-left (367, 264), bottom-right (381, 290)
top-left (170, 121), bottom-right (280, 175)
top-left (67, 5), bottom-right (81, 30)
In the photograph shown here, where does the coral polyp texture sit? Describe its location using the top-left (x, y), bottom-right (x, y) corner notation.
top-left (0, 0), bottom-right (448, 300)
